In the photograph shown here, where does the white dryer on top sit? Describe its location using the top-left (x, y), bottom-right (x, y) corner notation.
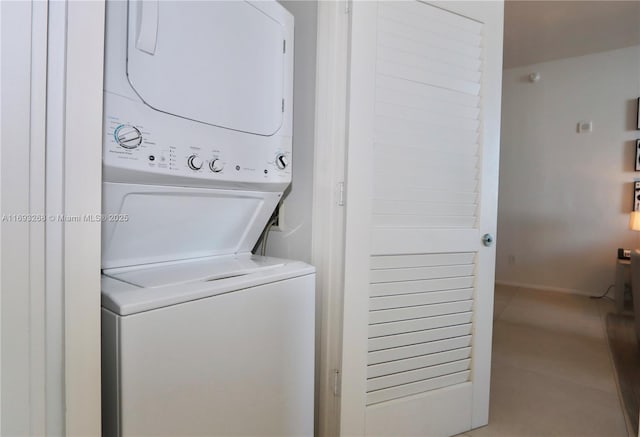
top-left (102, 0), bottom-right (293, 193)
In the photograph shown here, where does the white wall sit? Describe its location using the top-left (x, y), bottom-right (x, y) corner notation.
top-left (266, 1), bottom-right (317, 263)
top-left (497, 45), bottom-right (640, 295)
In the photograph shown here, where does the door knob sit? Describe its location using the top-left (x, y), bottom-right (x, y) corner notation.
top-left (482, 233), bottom-right (494, 247)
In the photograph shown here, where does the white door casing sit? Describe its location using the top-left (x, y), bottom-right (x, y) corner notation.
top-left (1, 1), bottom-right (48, 433)
top-left (340, 1), bottom-right (504, 435)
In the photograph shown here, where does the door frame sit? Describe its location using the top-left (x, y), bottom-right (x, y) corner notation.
top-left (1, 1), bottom-right (105, 434)
top-left (58, 2), bottom-right (105, 434)
top-left (0, 1), bottom-right (48, 433)
top-left (310, 1), bottom-right (350, 436)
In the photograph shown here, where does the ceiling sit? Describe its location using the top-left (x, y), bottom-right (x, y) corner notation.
top-left (504, 1), bottom-right (640, 69)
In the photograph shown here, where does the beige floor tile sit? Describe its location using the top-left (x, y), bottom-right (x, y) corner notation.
top-left (494, 284), bottom-right (517, 320)
top-left (492, 319), bottom-right (618, 394)
top-left (498, 288), bottom-right (604, 339)
top-left (467, 363), bottom-right (627, 437)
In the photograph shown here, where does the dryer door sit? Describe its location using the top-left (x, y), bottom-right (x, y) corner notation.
top-left (126, 1), bottom-right (290, 136)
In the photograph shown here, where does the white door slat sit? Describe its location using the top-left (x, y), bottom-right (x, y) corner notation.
top-left (366, 371), bottom-right (471, 405)
top-left (378, 32), bottom-right (481, 76)
top-left (376, 74), bottom-right (479, 109)
top-left (371, 252), bottom-right (475, 269)
top-left (377, 46), bottom-right (481, 84)
top-left (367, 347), bottom-right (472, 378)
top-left (374, 142), bottom-right (480, 164)
top-left (369, 300), bottom-right (473, 324)
top-left (370, 288), bottom-right (473, 310)
top-left (374, 115), bottom-right (480, 145)
top-left (373, 131), bottom-right (479, 155)
top-left (374, 174), bottom-right (478, 193)
top-left (370, 265), bottom-right (475, 283)
top-left (373, 193), bottom-right (477, 207)
top-left (407, 171), bottom-right (479, 189)
top-left (374, 141), bottom-right (479, 162)
top-left (375, 164), bottom-right (479, 180)
top-left (373, 156), bottom-right (479, 180)
top-left (374, 113), bottom-right (481, 141)
top-left (378, 159), bottom-right (479, 178)
top-left (369, 323), bottom-right (472, 351)
top-left (378, 44), bottom-right (481, 82)
top-left (375, 168), bottom-right (479, 188)
top-left (378, 4), bottom-right (481, 46)
top-left (373, 187), bottom-right (478, 205)
top-left (372, 215), bottom-right (477, 229)
top-left (377, 61), bottom-right (480, 96)
top-left (376, 101), bottom-right (479, 133)
top-left (369, 312), bottom-right (473, 338)
top-left (370, 276), bottom-right (474, 296)
top-left (382, 1), bottom-right (483, 34)
top-left (368, 335), bottom-right (472, 365)
top-left (367, 359), bottom-right (471, 392)
top-left (374, 134), bottom-right (479, 159)
top-left (378, 18), bottom-right (481, 59)
top-left (371, 229), bottom-right (480, 256)
top-left (373, 200), bottom-right (477, 217)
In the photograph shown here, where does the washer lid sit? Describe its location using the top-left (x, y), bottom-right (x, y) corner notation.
top-left (127, 0), bottom-right (291, 136)
top-left (103, 254), bottom-right (285, 288)
top-left (101, 255), bottom-right (315, 316)
top-left (101, 183), bottom-right (281, 269)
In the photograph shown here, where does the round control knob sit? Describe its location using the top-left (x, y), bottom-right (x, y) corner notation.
top-left (115, 124), bottom-right (142, 149)
top-left (209, 158), bottom-right (224, 173)
top-left (187, 155), bottom-right (203, 171)
top-left (276, 154), bottom-right (289, 170)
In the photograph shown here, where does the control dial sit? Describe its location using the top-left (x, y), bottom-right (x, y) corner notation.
top-left (209, 159), bottom-right (224, 173)
top-left (276, 154), bottom-right (289, 170)
top-left (187, 155), bottom-right (203, 171)
top-left (115, 124), bottom-right (142, 149)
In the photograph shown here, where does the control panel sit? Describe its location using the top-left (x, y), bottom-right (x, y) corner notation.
top-left (114, 124), bottom-right (143, 149)
top-left (103, 95), bottom-right (292, 189)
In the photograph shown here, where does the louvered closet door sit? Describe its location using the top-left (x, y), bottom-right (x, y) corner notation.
top-left (340, 2), bottom-right (503, 436)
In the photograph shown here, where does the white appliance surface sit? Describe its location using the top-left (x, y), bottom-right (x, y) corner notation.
top-left (103, 0), bottom-right (294, 191)
top-left (101, 0), bottom-right (295, 267)
top-left (102, 268), bottom-right (315, 436)
top-left (128, 1), bottom-right (286, 136)
top-left (101, 254), bottom-right (314, 315)
top-left (101, 2), bottom-right (312, 436)
top-left (101, 183), bottom-right (282, 269)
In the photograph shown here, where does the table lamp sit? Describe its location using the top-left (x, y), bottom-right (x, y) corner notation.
top-left (630, 211), bottom-right (640, 232)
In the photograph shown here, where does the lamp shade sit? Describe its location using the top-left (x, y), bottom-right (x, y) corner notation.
top-left (630, 211), bottom-right (640, 231)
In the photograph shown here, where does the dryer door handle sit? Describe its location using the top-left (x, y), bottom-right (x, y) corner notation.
top-left (136, 0), bottom-right (159, 55)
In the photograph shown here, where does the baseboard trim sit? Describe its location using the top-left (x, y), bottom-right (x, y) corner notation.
top-left (494, 280), bottom-right (596, 297)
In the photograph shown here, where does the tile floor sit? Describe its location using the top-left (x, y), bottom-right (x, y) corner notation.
top-left (458, 285), bottom-right (629, 437)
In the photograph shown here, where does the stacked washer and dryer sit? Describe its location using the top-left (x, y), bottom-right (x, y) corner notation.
top-left (100, 1), bottom-right (315, 436)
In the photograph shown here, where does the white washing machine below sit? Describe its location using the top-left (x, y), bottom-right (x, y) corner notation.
top-left (101, 254), bottom-right (315, 436)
